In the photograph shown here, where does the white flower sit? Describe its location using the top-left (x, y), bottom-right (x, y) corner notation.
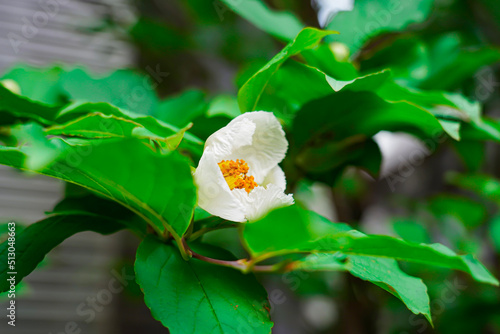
top-left (194, 111), bottom-right (294, 222)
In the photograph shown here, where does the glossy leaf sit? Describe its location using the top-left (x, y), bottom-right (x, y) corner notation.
top-left (135, 236), bottom-right (273, 334)
top-left (0, 138), bottom-right (197, 239)
top-left (242, 206), bottom-right (499, 286)
top-left (238, 27), bottom-right (337, 112)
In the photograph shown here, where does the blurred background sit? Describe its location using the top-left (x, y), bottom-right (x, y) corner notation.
top-left (0, 0), bottom-right (500, 333)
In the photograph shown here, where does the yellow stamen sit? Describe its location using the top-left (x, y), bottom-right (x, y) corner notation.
top-left (218, 159), bottom-right (258, 193)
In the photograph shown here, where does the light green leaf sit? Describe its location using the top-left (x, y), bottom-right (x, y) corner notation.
top-left (0, 214), bottom-right (126, 293)
top-left (45, 112), bottom-right (193, 151)
top-left (135, 236), bottom-right (273, 334)
top-left (219, 0), bottom-right (304, 41)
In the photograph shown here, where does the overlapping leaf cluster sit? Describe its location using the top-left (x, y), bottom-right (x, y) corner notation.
top-left (1, 0), bottom-right (500, 333)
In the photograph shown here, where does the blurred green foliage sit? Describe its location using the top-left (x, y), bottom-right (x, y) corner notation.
top-left (1, 0), bottom-right (500, 333)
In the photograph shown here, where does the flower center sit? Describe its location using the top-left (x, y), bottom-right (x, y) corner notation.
top-left (218, 159), bottom-right (258, 193)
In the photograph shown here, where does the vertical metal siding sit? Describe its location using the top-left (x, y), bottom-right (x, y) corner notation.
top-left (0, 0), bottom-right (135, 333)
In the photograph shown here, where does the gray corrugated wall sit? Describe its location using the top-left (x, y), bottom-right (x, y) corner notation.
top-left (0, 0), bottom-right (136, 333)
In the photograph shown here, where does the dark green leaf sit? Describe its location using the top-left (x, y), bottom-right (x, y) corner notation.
top-left (326, 0), bottom-right (434, 55)
top-left (135, 236), bottom-right (273, 334)
top-left (219, 0), bottom-right (304, 41)
top-left (446, 172), bottom-right (500, 204)
top-left (427, 195), bottom-right (487, 229)
top-left (0, 214), bottom-right (126, 292)
top-left (294, 253), bottom-right (432, 323)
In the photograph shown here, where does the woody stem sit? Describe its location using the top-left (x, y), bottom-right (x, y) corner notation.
top-left (181, 238), bottom-right (284, 273)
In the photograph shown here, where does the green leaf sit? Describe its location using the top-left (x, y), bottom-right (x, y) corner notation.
top-left (490, 216), bottom-right (500, 253)
top-left (392, 219), bottom-right (431, 244)
top-left (376, 80), bottom-right (500, 141)
top-left (206, 95), bottom-right (241, 119)
top-left (238, 27), bottom-right (337, 112)
top-left (0, 84), bottom-right (60, 125)
top-left (427, 195), bottom-right (487, 229)
top-left (418, 34), bottom-right (500, 90)
top-left (293, 135), bottom-right (382, 183)
top-left (55, 102), bottom-right (203, 146)
top-left (153, 90), bottom-right (207, 127)
top-left (242, 206), bottom-right (499, 286)
top-left (451, 140), bottom-right (485, 172)
top-left (257, 61), bottom-right (389, 116)
top-left (135, 236), bottom-right (273, 334)
top-left (219, 0), bottom-right (304, 42)
top-left (0, 214), bottom-right (126, 292)
top-left (292, 90), bottom-right (443, 148)
top-left (1, 65), bottom-right (65, 105)
top-left (294, 253), bottom-right (432, 323)
top-left (302, 43), bottom-right (359, 81)
top-left (60, 68), bottom-right (160, 115)
top-left (360, 33), bottom-right (500, 90)
top-left (49, 192), bottom-right (147, 236)
top-left (45, 113), bottom-right (143, 138)
top-left (346, 256), bottom-right (431, 325)
top-left (0, 138), bottom-right (197, 240)
top-left (446, 172), bottom-right (500, 204)
top-left (326, 0), bottom-right (434, 55)
top-left (11, 123), bottom-right (60, 170)
top-left (360, 36), bottom-right (430, 86)
top-left (0, 82), bottom-right (203, 153)
top-left (44, 112), bottom-right (193, 151)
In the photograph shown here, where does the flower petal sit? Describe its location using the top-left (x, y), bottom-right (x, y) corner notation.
top-left (262, 165), bottom-right (287, 190)
top-left (233, 184), bottom-right (294, 222)
top-left (204, 116), bottom-right (256, 162)
top-left (194, 148), bottom-right (247, 222)
top-left (229, 112), bottom-right (288, 184)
